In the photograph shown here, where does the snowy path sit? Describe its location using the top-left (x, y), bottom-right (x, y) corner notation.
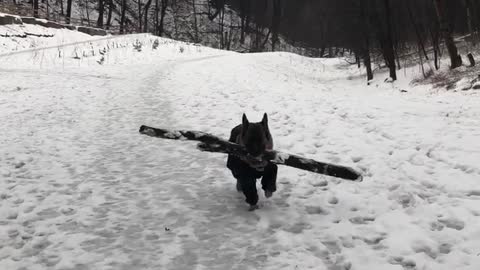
top-left (1, 38), bottom-right (480, 270)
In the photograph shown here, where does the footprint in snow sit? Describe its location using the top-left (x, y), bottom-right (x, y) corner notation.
top-left (309, 179), bottom-right (328, 187)
top-left (1, 169), bottom-right (11, 177)
top-left (388, 256), bottom-right (416, 269)
top-left (438, 217), bottom-right (465, 230)
top-left (349, 216), bottom-right (375, 225)
top-left (321, 239), bottom-right (342, 254)
top-left (36, 208), bottom-right (61, 219)
top-left (23, 205), bottom-right (36, 214)
top-left (0, 193), bottom-right (11, 200)
top-left (327, 196), bottom-right (339, 205)
top-left (411, 240), bottom-right (438, 259)
top-left (305, 205), bottom-right (330, 215)
top-left (430, 221), bottom-right (445, 231)
top-left (353, 233), bottom-right (386, 246)
top-left (314, 142), bottom-right (323, 148)
top-left (6, 211), bottom-right (18, 220)
top-left (467, 190), bottom-right (480, 197)
top-left (282, 222), bottom-right (312, 234)
top-left (8, 228), bottom-right (19, 238)
top-left (60, 207), bottom-right (77, 216)
top-left (438, 243), bottom-right (452, 254)
top-left (14, 161), bottom-right (26, 169)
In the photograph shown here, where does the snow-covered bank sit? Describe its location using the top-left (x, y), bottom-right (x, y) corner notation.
top-left (0, 12), bottom-right (106, 53)
top-left (1, 34), bottom-right (480, 270)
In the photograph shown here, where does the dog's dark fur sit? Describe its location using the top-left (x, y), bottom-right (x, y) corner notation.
top-left (226, 113), bottom-right (278, 208)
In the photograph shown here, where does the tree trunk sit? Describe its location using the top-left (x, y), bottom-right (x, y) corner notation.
top-left (245, 0), bottom-right (251, 40)
top-left (85, 0), bottom-right (91, 26)
top-left (465, 0), bottom-right (477, 45)
top-left (97, 0), bottom-right (105, 28)
top-left (468, 53), bottom-right (475, 66)
top-left (138, 0), bottom-right (142, 32)
top-left (120, 0), bottom-right (126, 33)
top-left (271, 0), bottom-right (281, 51)
top-left (227, 26), bottom-right (233, 50)
top-left (144, 0), bottom-right (153, 32)
top-left (59, 0), bottom-right (64, 15)
top-left (360, 0), bottom-right (373, 81)
top-left (260, 29), bottom-right (271, 51)
top-left (66, 0), bottom-right (72, 24)
top-left (383, 0), bottom-right (397, 81)
top-left (138, 125), bottom-right (363, 181)
top-left (430, 28), bottom-right (441, 70)
top-left (355, 52), bottom-right (361, 68)
top-left (33, 0), bottom-right (39, 18)
top-left (106, 0), bottom-right (113, 29)
top-left (406, 0), bottom-right (428, 60)
top-left (365, 50), bottom-right (373, 81)
top-left (239, 0), bottom-right (246, 44)
top-left (172, 1), bottom-right (178, 37)
top-left (320, 46), bottom-right (325, 57)
top-left (192, 0), bottom-right (199, 42)
top-left (155, 0), bottom-right (159, 34)
top-left (158, 0), bottom-right (168, 36)
top-left (434, 0), bottom-right (462, 69)
top-left (219, 8), bottom-right (224, 48)
top-left (466, 0), bottom-right (474, 45)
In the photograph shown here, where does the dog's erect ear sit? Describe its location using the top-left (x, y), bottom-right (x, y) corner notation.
top-left (242, 113), bottom-right (249, 136)
top-left (262, 113), bottom-right (268, 128)
top-left (242, 113), bottom-right (249, 128)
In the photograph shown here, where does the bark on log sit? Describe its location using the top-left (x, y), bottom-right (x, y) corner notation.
top-left (139, 125), bottom-right (363, 182)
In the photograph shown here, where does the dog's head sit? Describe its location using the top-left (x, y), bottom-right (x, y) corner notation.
top-left (240, 113), bottom-right (273, 158)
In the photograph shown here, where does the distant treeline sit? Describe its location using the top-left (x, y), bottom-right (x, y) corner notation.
top-left (214, 0), bottom-right (479, 79)
top-left (22, 0), bottom-right (480, 79)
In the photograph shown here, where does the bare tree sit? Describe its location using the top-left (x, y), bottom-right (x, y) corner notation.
top-left (60, 0), bottom-right (64, 15)
top-left (271, 0), bottom-right (282, 51)
top-left (144, 0), bottom-right (153, 32)
top-left (434, 0), bottom-right (462, 68)
top-left (97, 0), bottom-right (105, 28)
top-left (157, 0), bottom-right (168, 36)
top-left (406, 0), bottom-right (428, 61)
top-left (155, 0), bottom-right (159, 33)
top-left (120, 0), bottom-right (127, 33)
top-left (44, 0), bottom-right (49, 19)
top-left (33, 0), bottom-right (39, 18)
top-left (464, 0), bottom-right (478, 45)
top-left (106, 0), bottom-right (113, 29)
top-left (66, 0), bottom-right (73, 24)
top-left (382, 0), bottom-right (397, 80)
top-left (85, 0), bottom-right (91, 25)
top-left (138, 0), bottom-right (143, 32)
top-left (360, 0), bottom-right (373, 81)
top-left (192, 0), bottom-right (199, 42)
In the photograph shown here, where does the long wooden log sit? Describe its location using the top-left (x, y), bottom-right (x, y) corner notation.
top-left (139, 125), bottom-right (363, 181)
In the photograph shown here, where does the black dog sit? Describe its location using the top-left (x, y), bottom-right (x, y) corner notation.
top-left (226, 113), bottom-right (278, 210)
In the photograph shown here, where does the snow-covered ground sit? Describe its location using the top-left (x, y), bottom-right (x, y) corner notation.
top-left (1, 28), bottom-right (480, 270)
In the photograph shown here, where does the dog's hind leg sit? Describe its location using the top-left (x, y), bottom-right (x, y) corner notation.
top-left (236, 179), bottom-right (243, 192)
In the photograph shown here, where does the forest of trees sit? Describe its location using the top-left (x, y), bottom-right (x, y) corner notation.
top-left (16, 0), bottom-right (480, 80)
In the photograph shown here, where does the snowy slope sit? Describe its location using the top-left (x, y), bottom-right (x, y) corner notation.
top-left (0, 19), bottom-right (97, 54)
top-left (1, 32), bottom-right (480, 270)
